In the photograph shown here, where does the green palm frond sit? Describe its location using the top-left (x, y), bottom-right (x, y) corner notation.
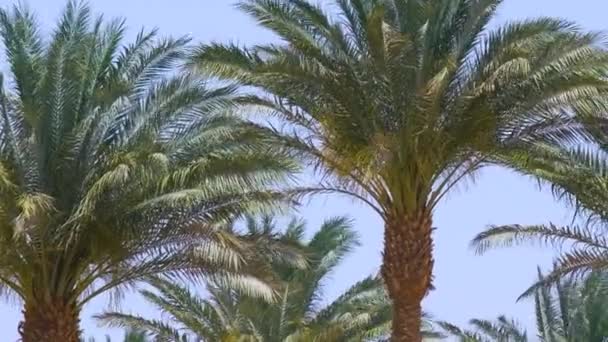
top-left (471, 224), bottom-right (608, 255)
top-left (437, 321), bottom-right (486, 342)
top-left (440, 316), bottom-right (528, 342)
top-left (95, 313), bottom-right (185, 341)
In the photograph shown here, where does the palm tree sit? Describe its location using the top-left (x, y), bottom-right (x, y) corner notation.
top-left (189, 0), bottom-right (608, 339)
top-left (97, 216), bottom-right (438, 341)
top-left (0, 2), bottom-right (298, 341)
top-left (440, 270), bottom-right (608, 342)
top-left (530, 270), bottom-right (606, 341)
top-left (239, 216), bottom-right (389, 341)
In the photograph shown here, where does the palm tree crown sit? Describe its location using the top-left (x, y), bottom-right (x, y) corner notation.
top-left (0, 2), bottom-right (297, 341)
top-left (190, 0), bottom-right (608, 339)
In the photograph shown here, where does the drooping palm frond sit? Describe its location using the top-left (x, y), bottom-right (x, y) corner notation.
top-left (437, 321), bottom-right (486, 342)
top-left (472, 142), bottom-right (608, 287)
top-left (440, 316), bottom-right (528, 342)
top-left (0, 1), bottom-right (299, 339)
top-left (440, 315), bottom-right (528, 342)
top-left (96, 312), bottom-right (190, 341)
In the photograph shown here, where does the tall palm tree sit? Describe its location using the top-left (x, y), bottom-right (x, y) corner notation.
top-left (98, 216), bottom-right (438, 341)
top-left (439, 271), bottom-right (608, 341)
top-left (189, 0), bottom-right (608, 339)
top-left (0, 2), bottom-right (298, 341)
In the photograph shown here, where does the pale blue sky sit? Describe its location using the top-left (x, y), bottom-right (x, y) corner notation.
top-left (0, 1), bottom-right (605, 341)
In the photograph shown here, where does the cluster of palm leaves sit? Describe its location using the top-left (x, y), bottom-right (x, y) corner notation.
top-left (3, 0), bottom-right (608, 341)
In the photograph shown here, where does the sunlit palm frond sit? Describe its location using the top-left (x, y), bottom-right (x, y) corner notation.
top-left (471, 224), bottom-right (608, 255)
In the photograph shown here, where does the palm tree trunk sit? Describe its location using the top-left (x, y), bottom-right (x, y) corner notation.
top-left (19, 299), bottom-right (81, 342)
top-left (382, 210), bottom-right (434, 342)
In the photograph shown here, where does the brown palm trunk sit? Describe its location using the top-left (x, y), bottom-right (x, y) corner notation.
top-left (381, 210), bottom-right (434, 342)
top-left (19, 299), bottom-right (81, 342)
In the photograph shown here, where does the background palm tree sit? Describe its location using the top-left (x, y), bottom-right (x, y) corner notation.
top-left (0, 2), bottom-right (298, 341)
top-left (439, 270), bottom-right (608, 341)
top-left (98, 216), bottom-right (439, 341)
top-left (190, 0), bottom-right (608, 339)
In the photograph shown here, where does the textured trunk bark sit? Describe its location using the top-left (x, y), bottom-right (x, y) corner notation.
top-left (381, 210), bottom-right (434, 342)
top-left (19, 299), bottom-right (81, 342)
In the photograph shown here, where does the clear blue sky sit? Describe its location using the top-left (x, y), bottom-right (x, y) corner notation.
top-left (0, 1), bottom-right (605, 341)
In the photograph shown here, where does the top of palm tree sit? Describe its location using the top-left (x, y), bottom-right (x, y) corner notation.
top-left (0, 0), bottom-right (299, 313)
top-left (190, 0), bottom-right (608, 219)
